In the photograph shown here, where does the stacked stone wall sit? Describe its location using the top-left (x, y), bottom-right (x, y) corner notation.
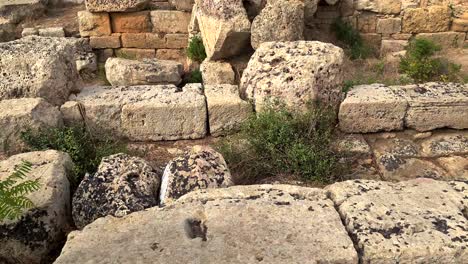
top-left (78, 0), bottom-right (194, 63)
top-left (307, 0), bottom-right (467, 56)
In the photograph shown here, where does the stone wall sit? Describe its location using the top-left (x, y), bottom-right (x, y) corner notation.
top-left (78, 0), bottom-right (194, 63)
top-left (307, 0), bottom-right (467, 57)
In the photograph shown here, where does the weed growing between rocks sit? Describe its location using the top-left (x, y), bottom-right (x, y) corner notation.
top-left (331, 18), bottom-right (371, 60)
top-left (0, 161), bottom-right (40, 220)
top-left (20, 126), bottom-right (127, 189)
top-left (187, 36), bottom-right (207, 62)
top-left (186, 69), bottom-right (203, 83)
top-left (218, 102), bottom-right (345, 184)
top-left (399, 38), bottom-right (464, 82)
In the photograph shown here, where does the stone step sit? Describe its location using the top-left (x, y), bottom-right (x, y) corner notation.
top-left (61, 84), bottom-right (207, 141)
top-left (339, 82), bottom-right (468, 133)
top-left (54, 179), bottom-right (468, 264)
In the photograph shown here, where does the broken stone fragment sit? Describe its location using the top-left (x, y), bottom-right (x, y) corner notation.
top-left (0, 150), bottom-right (73, 264)
top-left (72, 153), bottom-right (161, 229)
top-left (159, 146), bottom-right (234, 205)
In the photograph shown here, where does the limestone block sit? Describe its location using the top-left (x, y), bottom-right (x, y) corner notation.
top-left (416, 32), bottom-right (466, 49)
top-left (150, 10), bottom-right (191, 34)
top-left (85, 0), bottom-right (149, 12)
top-left (355, 0), bottom-right (401, 14)
top-left (402, 6), bottom-right (451, 33)
top-left (420, 132), bottom-right (468, 157)
top-left (376, 18), bottom-right (402, 34)
top-left (54, 185), bottom-right (358, 264)
top-left (121, 33), bottom-right (165, 49)
top-left (115, 48), bottom-right (156, 60)
top-left (380, 39), bottom-right (408, 57)
top-left (339, 84), bottom-right (408, 133)
top-left (200, 60), bottom-right (235, 85)
top-left (89, 35), bottom-right (121, 49)
top-left (0, 150), bottom-right (72, 263)
top-left (77, 11), bottom-right (111, 37)
top-left (205, 85), bottom-right (252, 136)
top-left (110, 11), bottom-right (151, 33)
top-left (38, 27), bottom-right (65, 37)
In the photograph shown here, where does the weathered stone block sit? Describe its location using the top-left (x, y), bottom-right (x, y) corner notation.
top-left (0, 98), bottom-right (62, 153)
top-left (105, 57), bottom-right (183, 86)
top-left (90, 34), bottom-right (121, 49)
top-left (165, 33), bottom-right (188, 48)
top-left (0, 36), bottom-right (81, 105)
top-left (326, 179), bottom-right (468, 263)
top-left (85, 0), bottom-right (149, 12)
top-left (0, 150), bottom-right (72, 263)
top-left (355, 0), bottom-right (401, 14)
top-left (38, 27), bottom-right (65, 37)
top-left (156, 48), bottom-right (186, 63)
top-left (197, 0), bottom-right (251, 60)
top-left (110, 11), bottom-right (151, 33)
top-left (357, 12), bottom-right (377, 33)
top-left (241, 41), bottom-right (344, 112)
top-left (205, 85), bottom-right (252, 136)
top-left (393, 83), bottom-right (468, 131)
top-left (376, 18), bottom-right (402, 34)
top-left (380, 39), bottom-right (408, 57)
top-left (121, 33), bottom-right (165, 49)
top-left (54, 185), bottom-right (358, 264)
top-left (402, 6), bottom-right (451, 33)
top-left (150, 10), bottom-right (191, 34)
top-left (62, 84), bottom-right (207, 141)
top-left (200, 60), bottom-right (235, 85)
top-left (168, 0), bottom-right (193, 11)
top-left (420, 132), bottom-right (468, 157)
top-left (77, 11), bottom-right (111, 37)
top-left (0, 19), bottom-right (15, 42)
top-left (339, 84), bottom-right (408, 133)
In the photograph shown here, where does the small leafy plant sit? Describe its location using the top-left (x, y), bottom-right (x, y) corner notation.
top-left (0, 161), bottom-right (40, 220)
top-left (187, 36), bottom-right (207, 62)
top-left (218, 102), bottom-right (345, 184)
top-left (186, 69), bottom-right (203, 83)
top-left (399, 38), bottom-right (463, 82)
top-left (331, 18), bottom-right (371, 60)
top-left (20, 125), bottom-right (126, 188)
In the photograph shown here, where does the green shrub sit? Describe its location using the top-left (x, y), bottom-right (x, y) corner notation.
top-left (186, 69), bottom-right (203, 83)
top-left (217, 102), bottom-right (344, 184)
top-left (187, 36), bottom-right (207, 62)
top-left (331, 18), bottom-right (371, 60)
top-left (20, 125), bottom-right (126, 188)
top-left (0, 161), bottom-right (40, 220)
top-left (399, 38), bottom-right (463, 82)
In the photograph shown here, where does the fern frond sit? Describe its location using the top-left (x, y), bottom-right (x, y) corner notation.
top-left (8, 180), bottom-right (41, 196)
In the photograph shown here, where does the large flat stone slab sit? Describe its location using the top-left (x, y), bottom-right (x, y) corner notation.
top-left (61, 84), bottom-right (207, 141)
top-left (0, 150), bottom-right (73, 264)
top-left (85, 0), bottom-right (149, 12)
top-left (326, 179), bottom-right (468, 264)
top-left (54, 185), bottom-right (358, 264)
top-left (0, 98), bottom-right (62, 154)
top-left (0, 36), bottom-right (81, 106)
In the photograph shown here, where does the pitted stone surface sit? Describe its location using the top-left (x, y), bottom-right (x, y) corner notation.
top-left (437, 156), bottom-right (468, 180)
top-left (196, 0), bottom-right (251, 60)
top-left (0, 36), bottom-right (82, 106)
top-left (0, 98), bottom-right (62, 154)
top-left (0, 150), bottom-right (72, 264)
top-left (105, 58), bottom-right (183, 86)
top-left (420, 132), bottom-right (468, 157)
top-left (393, 82), bottom-right (468, 131)
top-left (55, 185), bottom-right (358, 264)
top-left (326, 179), bottom-right (468, 264)
top-left (0, 0), bottom-right (46, 24)
top-left (160, 146), bottom-right (233, 204)
top-left (376, 155), bottom-right (447, 181)
top-left (339, 84), bottom-right (407, 133)
top-left (72, 153), bottom-right (161, 229)
top-left (61, 84), bottom-right (207, 141)
top-left (85, 0), bottom-right (149, 12)
top-left (241, 41), bottom-right (344, 111)
top-left (251, 0), bottom-right (305, 50)
top-left (205, 84), bottom-right (252, 136)
top-left (200, 60), bottom-right (235, 85)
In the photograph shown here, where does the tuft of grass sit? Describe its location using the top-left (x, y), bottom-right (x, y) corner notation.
top-left (187, 36), bottom-right (207, 63)
top-left (331, 18), bottom-right (372, 60)
top-left (20, 125), bottom-right (126, 189)
top-left (217, 102), bottom-right (345, 184)
top-left (186, 69), bottom-right (203, 83)
top-left (0, 161), bottom-right (40, 220)
top-left (400, 38), bottom-right (463, 82)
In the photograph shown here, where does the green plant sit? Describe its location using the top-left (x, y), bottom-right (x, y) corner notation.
top-left (20, 125), bottom-right (126, 188)
top-left (331, 18), bottom-right (371, 60)
top-left (186, 69), bottom-right (203, 83)
top-left (0, 161), bottom-right (40, 220)
top-left (217, 102), bottom-right (345, 184)
top-left (399, 38), bottom-right (464, 82)
top-left (187, 36), bottom-right (207, 62)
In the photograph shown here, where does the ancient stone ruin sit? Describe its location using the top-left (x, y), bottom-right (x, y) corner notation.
top-left (0, 0), bottom-right (467, 263)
